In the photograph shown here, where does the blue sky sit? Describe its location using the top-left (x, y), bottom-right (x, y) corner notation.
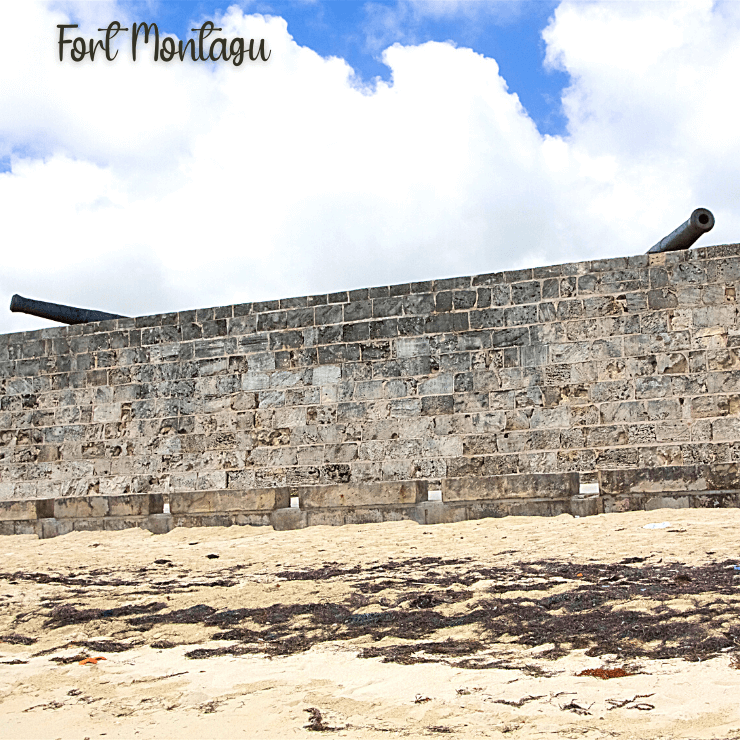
top-left (60, 0), bottom-right (569, 136)
top-left (2, 1), bottom-right (739, 332)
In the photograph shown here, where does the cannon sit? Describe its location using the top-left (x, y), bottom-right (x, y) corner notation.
top-left (647, 208), bottom-right (715, 254)
top-left (9, 294), bottom-right (128, 325)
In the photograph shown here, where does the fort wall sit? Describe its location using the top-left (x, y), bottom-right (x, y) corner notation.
top-left (3, 243), bottom-right (740, 535)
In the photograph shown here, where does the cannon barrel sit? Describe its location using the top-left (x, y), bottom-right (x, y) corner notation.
top-left (647, 208), bottom-right (715, 254)
top-left (10, 294), bottom-right (127, 325)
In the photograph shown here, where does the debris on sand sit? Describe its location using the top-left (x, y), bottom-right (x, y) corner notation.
top-left (304, 707), bottom-right (340, 732)
top-left (577, 666), bottom-right (638, 679)
top-left (560, 700), bottom-right (593, 715)
top-left (6, 556), bottom-right (740, 670)
top-left (0, 633), bottom-right (36, 645)
top-left (151, 641), bottom-right (179, 649)
top-left (490, 695), bottom-right (544, 707)
top-left (606, 693), bottom-right (655, 710)
top-left (78, 656), bottom-right (106, 665)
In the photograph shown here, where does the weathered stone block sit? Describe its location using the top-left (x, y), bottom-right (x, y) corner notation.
top-left (300, 480), bottom-right (427, 509)
top-left (705, 462), bottom-right (740, 490)
top-left (271, 508), bottom-right (308, 531)
top-left (411, 501), bottom-right (447, 525)
top-left (173, 513), bottom-right (235, 528)
top-left (103, 494), bottom-right (153, 517)
top-left (104, 516), bottom-right (150, 532)
top-left (569, 496), bottom-right (602, 517)
top-left (39, 518), bottom-right (72, 538)
top-left (72, 517), bottom-right (106, 531)
top-left (54, 496), bottom-right (110, 519)
top-left (645, 495), bottom-right (690, 511)
top-left (0, 500), bottom-right (37, 521)
top-left (170, 488), bottom-right (290, 514)
top-left (442, 473), bottom-right (578, 502)
top-left (147, 513), bottom-right (174, 534)
top-left (598, 465), bottom-right (710, 495)
top-left (692, 492), bottom-right (740, 508)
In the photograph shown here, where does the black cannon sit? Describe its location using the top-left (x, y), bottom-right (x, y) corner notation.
top-left (9, 294), bottom-right (128, 325)
top-left (647, 208), bottom-right (715, 254)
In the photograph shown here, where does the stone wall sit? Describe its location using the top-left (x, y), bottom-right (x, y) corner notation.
top-left (2, 243), bottom-right (740, 521)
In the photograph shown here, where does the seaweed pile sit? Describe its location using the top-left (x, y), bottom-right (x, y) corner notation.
top-left (3, 555), bottom-right (740, 667)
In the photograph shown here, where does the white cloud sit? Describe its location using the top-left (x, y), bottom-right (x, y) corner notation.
top-left (542, 0), bottom-right (740, 247)
top-left (2, 1), bottom-right (740, 334)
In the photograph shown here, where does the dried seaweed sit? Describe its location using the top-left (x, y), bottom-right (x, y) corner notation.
top-left (6, 555), bottom-right (740, 669)
top-left (577, 667), bottom-right (638, 679)
top-left (490, 695), bottom-right (544, 707)
top-left (304, 707), bottom-right (340, 732)
top-left (0, 633), bottom-right (36, 645)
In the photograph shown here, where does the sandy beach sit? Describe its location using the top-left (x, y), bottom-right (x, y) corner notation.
top-left (2, 509), bottom-right (740, 739)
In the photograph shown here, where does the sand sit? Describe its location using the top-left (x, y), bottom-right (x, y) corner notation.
top-left (1, 508), bottom-right (740, 739)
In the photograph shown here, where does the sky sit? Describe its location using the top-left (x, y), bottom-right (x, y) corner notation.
top-left (2, 0), bottom-right (740, 334)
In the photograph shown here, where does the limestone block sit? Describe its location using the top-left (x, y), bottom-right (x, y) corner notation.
top-left (692, 492), bottom-right (740, 508)
top-left (39, 518), bottom-right (73, 539)
top-left (550, 342), bottom-right (590, 364)
top-left (705, 463), bottom-right (740, 490)
top-left (598, 465), bottom-right (709, 495)
top-left (511, 281), bottom-right (541, 305)
top-left (0, 500), bottom-right (37, 521)
top-left (173, 513), bottom-right (235, 528)
top-left (234, 513), bottom-right (271, 526)
top-left (300, 480), bottom-right (427, 510)
top-left (389, 398), bottom-right (421, 417)
top-left (645, 496), bottom-right (690, 511)
top-left (412, 501), bottom-right (446, 525)
top-left (11, 520), bottom-right (38, 535)
top-left (418, 374), bottom-right (454, 396)
top-left (54, 496), bottom-right (110, 519)
top-left (465, 499), bottom-right (569, 519)
top-left (396, 337), bottom-right (430, 358)
top-left (169, 487), bottom-right (290, 514)
top-left (104, 516), bottom-right (151, 531)
top-left (443, 473), bottom-right (578, 502)
top-left (569, 496), bottom-right (603, 517)
top-left (73, 517), bottom-right (107, 531)
top-left (271, 508), bottom-right (307, 531)
top-left (353, 380), bottom-right (385, 400)
top-left (654, 420), bottom-right (691, 443)
top-left (312, 365), bottom-right (341, 386)
top-left (147, 513), bottom-right (174, 534)
top-left (104, 494), bottom-right (153, 517)
top-left (305, 506), bottom-right (405, 527)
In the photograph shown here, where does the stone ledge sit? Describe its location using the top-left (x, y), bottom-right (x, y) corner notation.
top-left (442, 473), bottom-right (580, 502)
top-left (298, 480), bottom-right (428, 510)
top-left (35, 515), bottom-right (174, 539)
top-left (598, 465), bottom-right (740, 496)
top-left (271, 508), bottom-right (307, 531)
top-left (170, 488), bottom-right (289, 515)
top-left (172, 512), bottom-right (272, 529)
top-left (2, 464), bottom-right (740, 539)
top-left (52, 493), bottom-right (164, 519)
top-left (0, 500), bottom-right (37, 522)
top-left (603, 491), bottom-right (740, 513)
top-left (0, 519), bottom-right (38, 536)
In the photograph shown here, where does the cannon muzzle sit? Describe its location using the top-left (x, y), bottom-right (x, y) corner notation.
top-left (647, 208), bottom-right (715, 254)
top-left (10, 294), bottom-right (127, 325)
